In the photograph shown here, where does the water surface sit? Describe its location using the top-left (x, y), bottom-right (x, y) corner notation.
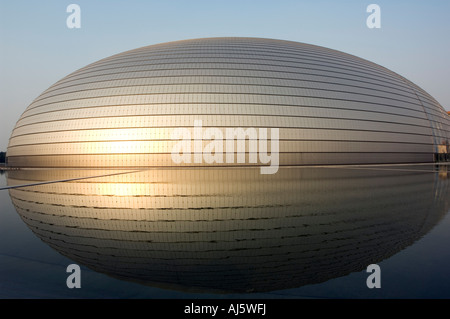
top-left (1, 165), bottom-right (449, 298)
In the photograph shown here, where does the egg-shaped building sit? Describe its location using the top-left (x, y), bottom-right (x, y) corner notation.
top-left (6, 37), bottom-right (450, 168)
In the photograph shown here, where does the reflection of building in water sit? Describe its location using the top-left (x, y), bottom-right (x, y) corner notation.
top-left (7, 167), bottom-right (450, 293)
top-left (438, 165), bottom-right (448, 180)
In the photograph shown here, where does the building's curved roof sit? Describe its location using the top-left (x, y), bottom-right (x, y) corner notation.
top-left (7, 37), bottom-right (450, 167)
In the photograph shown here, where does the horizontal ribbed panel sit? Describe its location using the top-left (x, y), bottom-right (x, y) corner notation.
top-left (7, 37), bottom-right (450, 167)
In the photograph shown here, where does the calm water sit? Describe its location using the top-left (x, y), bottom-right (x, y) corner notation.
top-left (0, 165), bottom-right (449, 299)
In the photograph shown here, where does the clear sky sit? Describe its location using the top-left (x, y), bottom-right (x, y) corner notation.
top-left (1, 0), bottom-right (449, 151)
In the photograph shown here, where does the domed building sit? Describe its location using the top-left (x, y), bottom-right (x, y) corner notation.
top-left (6, 37), bottom-right (450, 168)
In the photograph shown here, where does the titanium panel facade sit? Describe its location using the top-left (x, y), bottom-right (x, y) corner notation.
top-left (6, 37), bottom-right (450, 167)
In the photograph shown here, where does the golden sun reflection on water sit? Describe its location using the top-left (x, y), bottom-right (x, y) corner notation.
top-left (6, 166), bottom-right (450, 293)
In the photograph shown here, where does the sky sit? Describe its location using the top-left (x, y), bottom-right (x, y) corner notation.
top-left (0, 0), bottom-right (449, 151)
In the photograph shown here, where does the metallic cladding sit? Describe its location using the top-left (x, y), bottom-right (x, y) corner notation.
top-left (6, 37), bottom-right (450, 167)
